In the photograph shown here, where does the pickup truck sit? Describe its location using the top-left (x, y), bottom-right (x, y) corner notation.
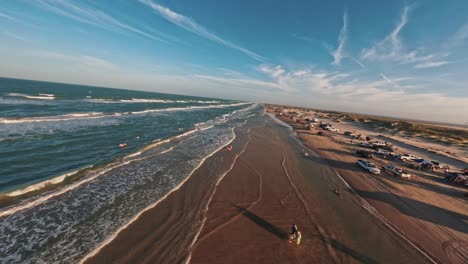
top-left (382, 165), bottom-right (411, 179)
top-left (399, 154), bottom-right (420, 161)
top-left (357, 159), bottom-right (381, 174)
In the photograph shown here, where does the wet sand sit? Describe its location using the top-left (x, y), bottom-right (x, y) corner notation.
top-left (85, 117), bottom-right (429, 263)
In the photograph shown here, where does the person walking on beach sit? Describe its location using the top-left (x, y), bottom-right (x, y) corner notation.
top-left (295, 230), bottom-right (302, 245)
top-left (291, 224), bottom-right (298, 237)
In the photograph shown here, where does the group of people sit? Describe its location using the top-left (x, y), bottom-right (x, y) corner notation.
top-left (289, 224), bottom-right (301, 245)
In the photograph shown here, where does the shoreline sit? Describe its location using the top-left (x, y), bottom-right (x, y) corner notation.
top-left (86, 113), bottom-right (428, 263)
top-left (80, 127), bottom-right (240, 264)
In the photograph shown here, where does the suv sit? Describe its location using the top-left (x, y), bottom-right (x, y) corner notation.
top-left (399, 154), bottom-right (419, 161)
top-left (356, 150), bottom-right (373, 158)
top-left (375, 149), bottom-right (394, 157)
top-left (357, 160), bottom-right (381, 174)
top-left (382, 165), bottom-right (411, 178)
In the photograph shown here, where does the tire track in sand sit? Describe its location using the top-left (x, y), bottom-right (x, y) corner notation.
top-left (190, 150), bottom-right (264, 248)
top-left (280, 149), bottom-right (340, 263)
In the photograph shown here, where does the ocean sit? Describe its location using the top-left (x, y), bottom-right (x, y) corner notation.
top-left (0, 78), bottom-right (262, 263)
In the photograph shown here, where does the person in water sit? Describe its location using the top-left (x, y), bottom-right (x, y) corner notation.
top-left (223, 145), bottom-right (233, 151)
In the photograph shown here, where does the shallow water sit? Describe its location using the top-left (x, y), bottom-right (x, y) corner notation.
top-left (0, 78), bottom-right (263, 263)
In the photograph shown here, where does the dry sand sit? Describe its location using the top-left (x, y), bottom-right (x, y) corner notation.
top-left (86, 116), bottom-right (431, 264)
top-left (278, 114), bottom-right (468, 264)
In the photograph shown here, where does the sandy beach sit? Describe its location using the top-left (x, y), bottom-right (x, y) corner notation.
top-left (85, 114), bottom-right (433, 264)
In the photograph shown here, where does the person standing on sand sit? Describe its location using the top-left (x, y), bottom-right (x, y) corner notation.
top-left (291, 224), bottom-right (298, 237)
top-left (295, 230), bottom-right (302, 245)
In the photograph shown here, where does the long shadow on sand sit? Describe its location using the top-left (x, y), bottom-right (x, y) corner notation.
top-left (304, 154), bottom-right (365, 173)
top-left (312, 235), bottom-right (379, 264)
top-left (233, 205), bottom-right (289, 239)
top-left (379, 171), bottom-right (466, 199)
top-left (356, 190), bottom-right (468, 234)
top-left (235, 205), bottom-right (379, 263)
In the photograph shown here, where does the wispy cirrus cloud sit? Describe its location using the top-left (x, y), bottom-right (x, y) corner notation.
top-left (444, 22), bottom-right (468, 49)
top-left (414, 61), bottom-right (448, 69)
top-left (139, 0), bottom-right (264, 61)
top-left (0, 11), bottom-right (15, 20)
top-left (380, 73), bottom-right (402, 89)
top-left (361, 5), bottom-right (411, 61)
top-left (32, 0), bottom-right (165, 42)
top-left (32, 49), bottom-right (118, 71)
top-left (360, 5), bottom-right (451, 70)
top-left (4, 31), bottom-right (26, 41)
top-left (331, 12), bottom-right (347, 65)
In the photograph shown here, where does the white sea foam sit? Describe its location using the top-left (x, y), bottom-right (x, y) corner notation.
top-left (87, 98), bottom-right (221, 104)
top-left (79, 126), bottom-right (239, 264)
top-left (38, 93), bottom-right (54, 97)
top-left (0, 103), bottom-right (251, 124)
top-left (0, 112), bottom-right (105, 124)
top-left (5, 166), bottom-right (93, 197)
top-left (6, 93), bottom-right (55, 100)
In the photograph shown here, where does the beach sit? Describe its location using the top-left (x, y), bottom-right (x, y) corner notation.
top-left (85, 114), bottom-right (430, 263)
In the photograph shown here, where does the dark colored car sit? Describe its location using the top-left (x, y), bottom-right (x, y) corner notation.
top-left (356, 150), bottom-right (373, 158)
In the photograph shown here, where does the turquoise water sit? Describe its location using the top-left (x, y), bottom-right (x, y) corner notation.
top-left (0, 77), bottom-right (246, 193)
top-left (0, 77), bottom-right (262, 263)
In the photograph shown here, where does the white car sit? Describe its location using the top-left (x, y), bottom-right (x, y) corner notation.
top-left (382, 165), bottom-right (411, 179)
top-left (375, 149), bottom-right (394, 156)
top-left (359, 142), bottom-right (373, 148)
top-left (399, 154), bottom-right (420, 161)
top-left (357, 159), bottom-right (381, 174)
top-left (328, 127), bottom-right (339, 132)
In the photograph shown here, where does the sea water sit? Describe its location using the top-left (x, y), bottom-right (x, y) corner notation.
top-left (0, 77), bottom-right (262, 263)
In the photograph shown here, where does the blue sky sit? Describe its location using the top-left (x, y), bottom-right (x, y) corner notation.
top-left (1, 0), bottom-right (467, 123)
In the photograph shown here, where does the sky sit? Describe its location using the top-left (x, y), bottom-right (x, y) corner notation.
top-left (0, 0), bottom-right (467, 124)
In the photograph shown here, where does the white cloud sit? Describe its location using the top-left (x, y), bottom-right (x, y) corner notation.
top-left (331, 12), bottom-right (348, 65)
top-left (139, 0), bottom-right (264, 61)
top-left (414, 61), bottom-right (448, 69)
top-left (33, 0), bottom-right (164, 42)
top-left (4, 31), bottom-right (25, 41)
top-left (361, 5), bottom-right (410, 61)
top-left (360, 5), bottom-right (448, 67)
top-left (32, 50), bottom-right (118, 71)
top-left (193, 74), bottom-right (280, 90)
top-left (0, 11), bottom-right (15, 20)
top-left (444, 22), bottom-right (468, 49)
top-left (380, 73), bottom-right (401, 89)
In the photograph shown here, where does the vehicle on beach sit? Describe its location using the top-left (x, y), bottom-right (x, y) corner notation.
top-left (375, 144), bottom-right (396, 152)
top-left (344, 131), bottom-right (355, 137)
top-left (357, 159), bottom-right (381, 174)
top-left (371, 141), bottom-right (387, 147)
top-left (317, 131), bottom-right (324, 136)
top-left (327, 127), bottom-right (339, 132)
top-left (399, 153), bottom-right (420, 161)
top-left (359, 142), bottom-right (373, 148)
top-left (374, 149), bottom-right (394, 157)
top-left (382, 165), bottom-right (411, 178)
top-left (356, 150), bottom-right (373, 158)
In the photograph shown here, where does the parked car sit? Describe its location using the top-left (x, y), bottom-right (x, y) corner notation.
top-left (399, 153), bottom-right (420, 161)
top-left (357, 159), bottom-right (381, 174)
top-left (377, 145), bottom-right (396, 152)
top-left (356, 150), bottom-right (373, 158)
top-left (382, 165), bottom-right (411, 179)
top-left (317, 131), bottom-right (324, 136)
top-left (375, 149), bottom-right (394, 157)
top-left (328, 127), bottom-right (339, 132)
top-left (344, 131), bottom-right (355, 137)
top-left (359, 142), bottom-right (373, 148)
